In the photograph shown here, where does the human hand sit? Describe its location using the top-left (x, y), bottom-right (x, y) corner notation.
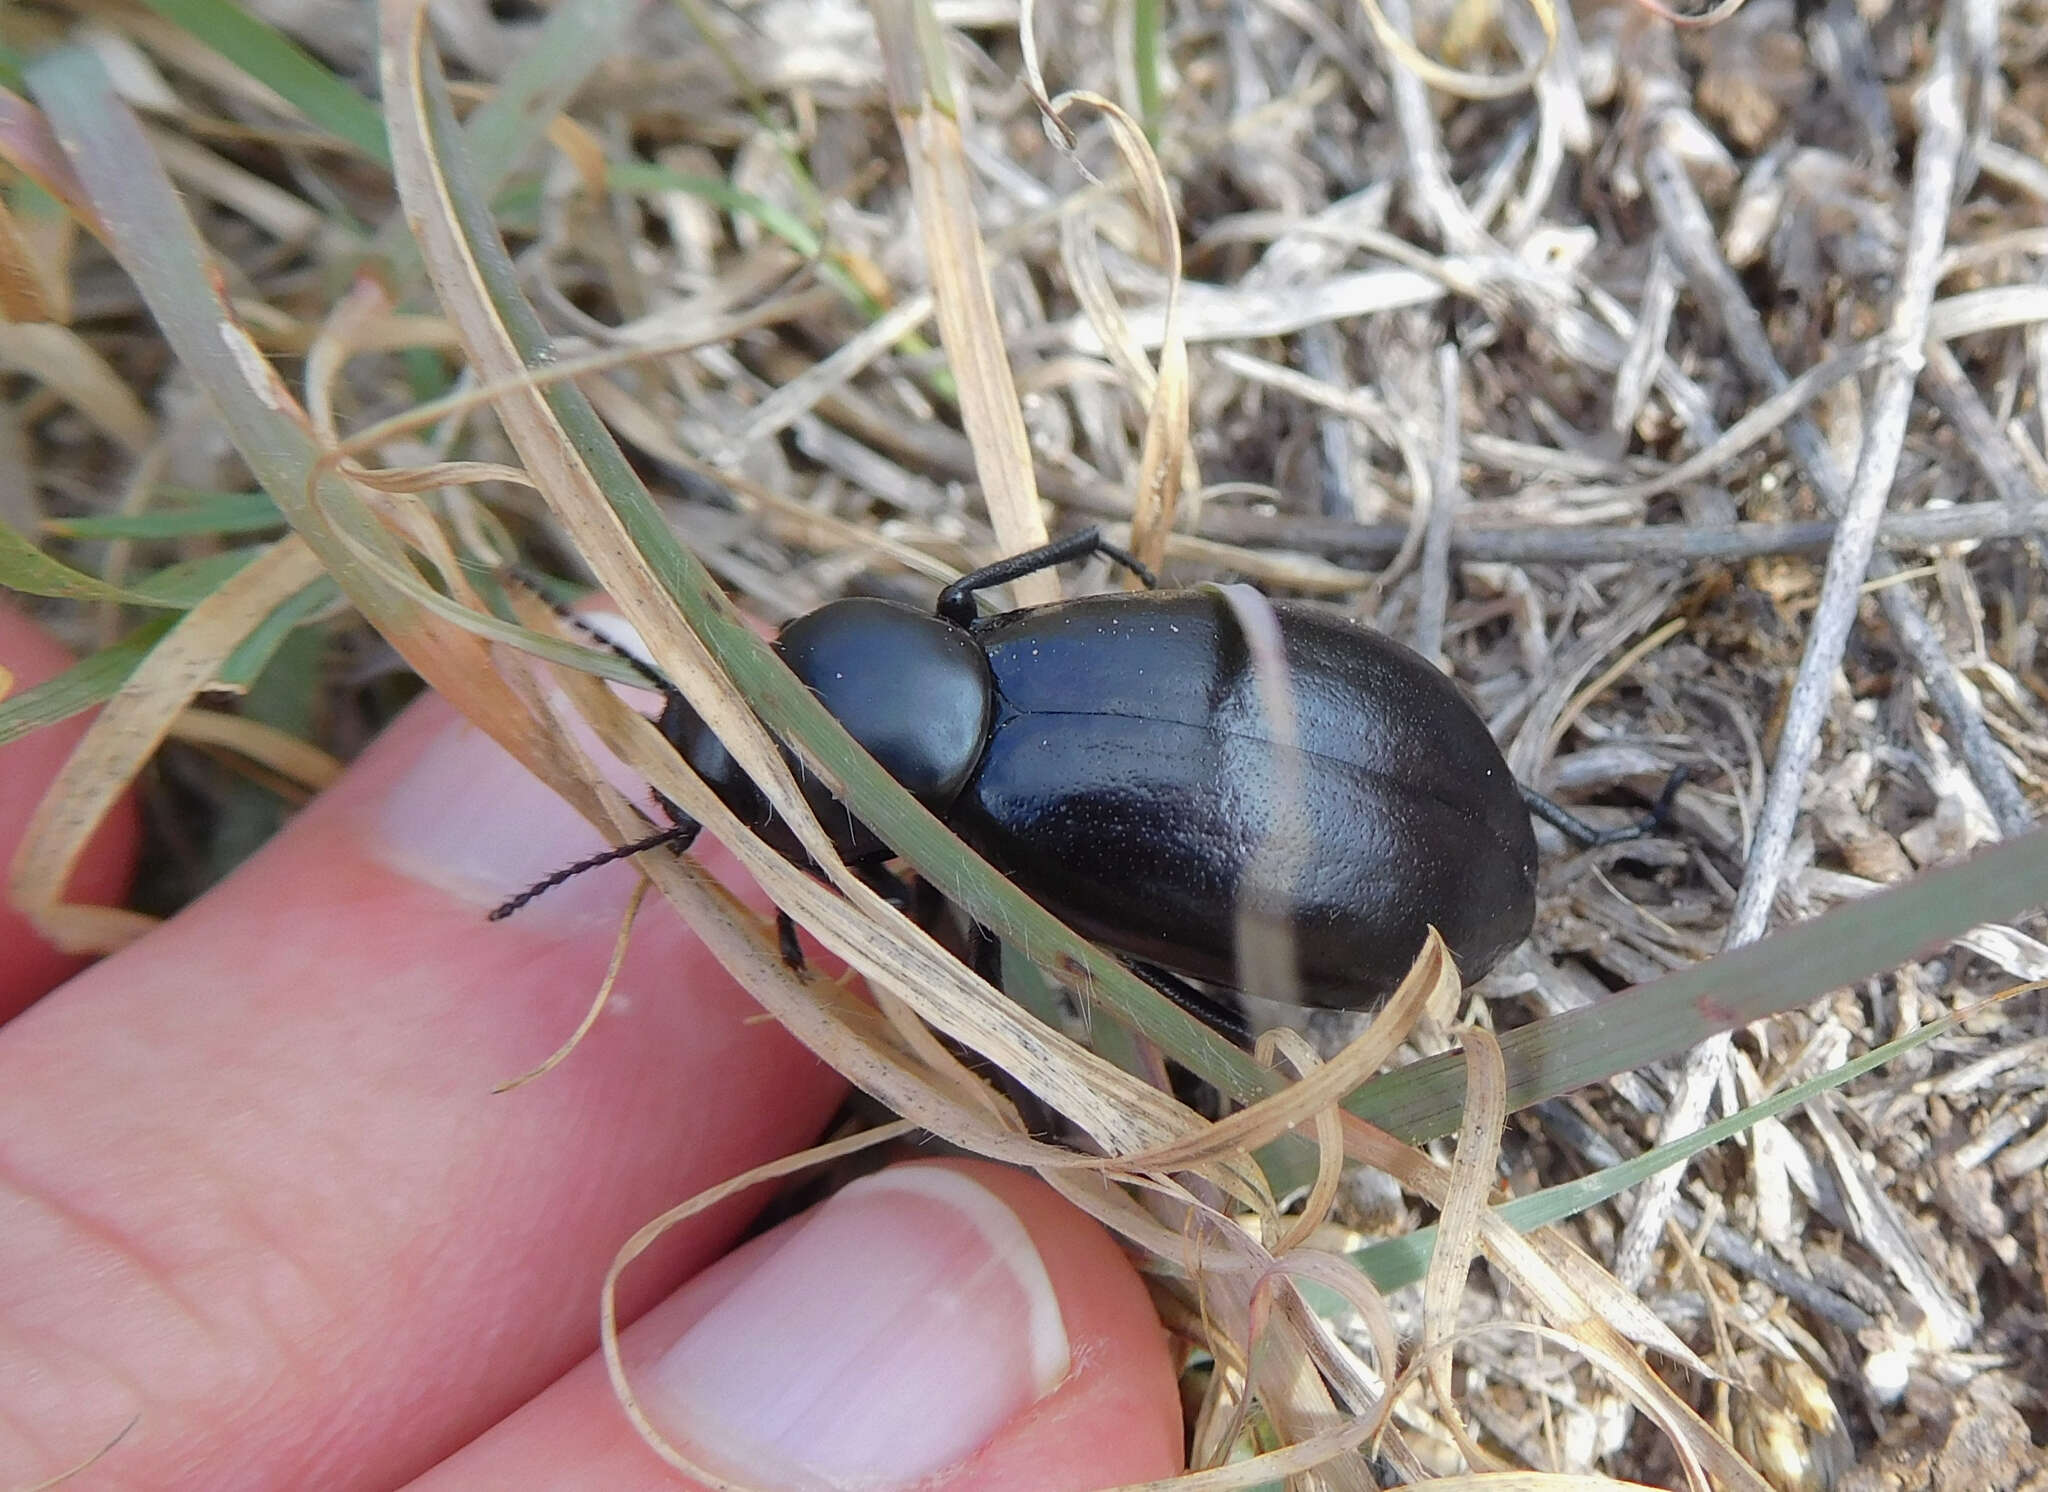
top-left (0, 599), bottom-right (1183, 1491)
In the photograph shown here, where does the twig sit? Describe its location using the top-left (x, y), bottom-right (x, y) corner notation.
top-left (1373, 0), bottom-right (1489, 254)
top-left (1805, 0), bottom-right (1897, 165)
top-left (1606, 242), bottom-right (1679, 449)
top-left (1193, 500), bottom-right (2048, 565)
top-left (1660, 108), bottom-right (2029, 829)
top-left (1302, 326), bottom-right (1361, 519)
top-left (1532, 1102), bottom-right (1878, 1335)
top-left (1919, 338), bottom-right (2046, 512)
top-left (1640, 97), bottom-right (2028, 848)
top-left (1806, 1099), bottom-right (1975, 1348)
top-left (1412, 341), bottom-right (1462, 660)
top-left (1616, 30), bottom-right (1980, 1290)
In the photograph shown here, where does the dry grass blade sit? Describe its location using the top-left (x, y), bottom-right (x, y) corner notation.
top-left (602, 1119), bottom-right (920, 1487)
top-left (0, 86), bottom-right (108, 243)
top-left (1356, 0), bottom-right (1557, 100)
top-left (871, 0), bottom-right (1053, 590)
top-left (163, 707), bottom-right (343, 791)
top-left (1344, 1114), bottom-right (1757, 1491)
top-left (17, 1411), bottom-right (139, 1492)
top-left (1033, 79), bottom-right (1194, 567)
top-left (380, 0), bottom-right (1277, 1118)
top-left (1114, 938), bottom-right (1451, 1171)
top-left (0, 194), bottom-right (69, 322)
top-left (0, 323), bottom-right (153, 454)
top-left (1422, 1026), bottom-right (1510, 1473)
top-left (493, 880), bottom-right (651, 1094)
top-left (375, 0), bottom-right (831, 875)
top-left (9, 535), bottom-right (323, 953)
top-left (1255, 1028), bottom-right (1345, 1255)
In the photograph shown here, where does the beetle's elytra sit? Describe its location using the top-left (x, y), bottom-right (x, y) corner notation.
top-left (496, 529), bottom-right (1660, 1039)
top-left (949, 590), bottom-right (1536, 1005)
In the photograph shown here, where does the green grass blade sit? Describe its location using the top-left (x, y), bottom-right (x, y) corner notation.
top-left (1343, 823), bottom-right (2048, 1145)
top-left (41, 490), bottom-right (284, 541)
top-left (1132, 0), bottom-right (1163, 136)
top-left (412, 49), bottom-right (1274, 1100)
top-left (0, 617), bottom-right (178, 746)
top-left (365, 0), bottom-right (651, 277)
top-left (1, 519), bottom-right (261, 606)
top-left (219, 576), bottom-right (338, 688)
top-left (1348, 985), bottom-right (1987, 1291)
top-left (133, 0), bottom-right (389, 164)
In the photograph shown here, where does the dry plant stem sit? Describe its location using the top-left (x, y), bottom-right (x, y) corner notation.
top-left (1042, 89), bottom-right (1193, 571)
top-left (1608, 244), bottom-right (1680, 446)
top-left (1919, 337), bottom-right (2046, 511)
top-left (1531, 1102), bottom-right (1877, 1333)
top-left (1373, 0), bottom-right (1488, 255)
top-left (1642, 93), bottom-right (2029, 839)
top-left (1807, 0), bottom-right (1896, 163)
top-left (1303, 326), bottom-right (1361, 518)
top-left (1420, 1027), bottom-right (1509, 1472)
top-left (1804, 1098), bottom-right (1974, 1348)
top-left (1412, 342), bottom-right (1462, 662)
top-left (9, 536), bottom-right (325, 952)
top-left (1340, 1116), bottom-right (1767, 1492)
top-left (1199, 498), bottom-right (2048, 566)
top-left (1616, 34), bottom-right (1978, 1290)
top-left (871, 0), bottom-right (1056, 601)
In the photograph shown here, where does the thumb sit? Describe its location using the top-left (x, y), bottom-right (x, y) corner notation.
top-left (409, 1160), bottom-right (1186, 1491)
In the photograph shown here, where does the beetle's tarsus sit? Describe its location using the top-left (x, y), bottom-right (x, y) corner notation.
top-left (1522, 765), bottom-right (1691, 848)
top-left (488, 820), bottom-right (701, 921)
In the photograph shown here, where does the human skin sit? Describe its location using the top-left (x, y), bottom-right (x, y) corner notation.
top-left (0, 598), bottom-right (1184, 1492)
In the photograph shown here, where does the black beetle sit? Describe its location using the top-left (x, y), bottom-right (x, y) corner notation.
top-left (496, 529), bottom-right (1676, 1042)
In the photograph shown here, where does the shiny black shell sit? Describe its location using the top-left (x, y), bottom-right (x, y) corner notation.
top-left (777, 598), bottom-right (995, 859)
top-left (663, 597), bottom-right (996, 864)
top-left (948, 590), bottom-right (1537, 1007)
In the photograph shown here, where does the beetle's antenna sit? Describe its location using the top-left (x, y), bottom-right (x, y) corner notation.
top-left (1522, 765), bottom-right (1690, 848)
top-left (557, 611), bottom-right (680, 701)
top-left (484, 571), bottom-right (709, 922)
top-left (499, 567), bottom-right (685, 702)
top-left (937, 527), bottom-right (1158, 623)
top-left (488, 820), bottom-right (702, 921)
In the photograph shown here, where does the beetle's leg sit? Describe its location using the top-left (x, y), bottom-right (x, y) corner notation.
top-left (1128, 962), bottom-right (1254, 1049)
top-left (851, 860), bottom-right (919, 913)
top-left (775, 861), bottom-right (925, 973)
top-left (488, 818), bottom-right (702, 921)
top-left (966, 921), bottom-right (1005, 989)
top-left (936, 526), bottom-right (1158, 624)
top-left (913, 873), bottom-right (947, 929)
top-left (1522, 765), bottom-right (1690, 848)
top-left (776, 911), bottom-right (806, 972)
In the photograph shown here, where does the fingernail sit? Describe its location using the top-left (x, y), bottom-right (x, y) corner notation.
top-left (371, 707), bottom-right (644, 927)
top-left (647, 1166), bottom-right (1071, 1491)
